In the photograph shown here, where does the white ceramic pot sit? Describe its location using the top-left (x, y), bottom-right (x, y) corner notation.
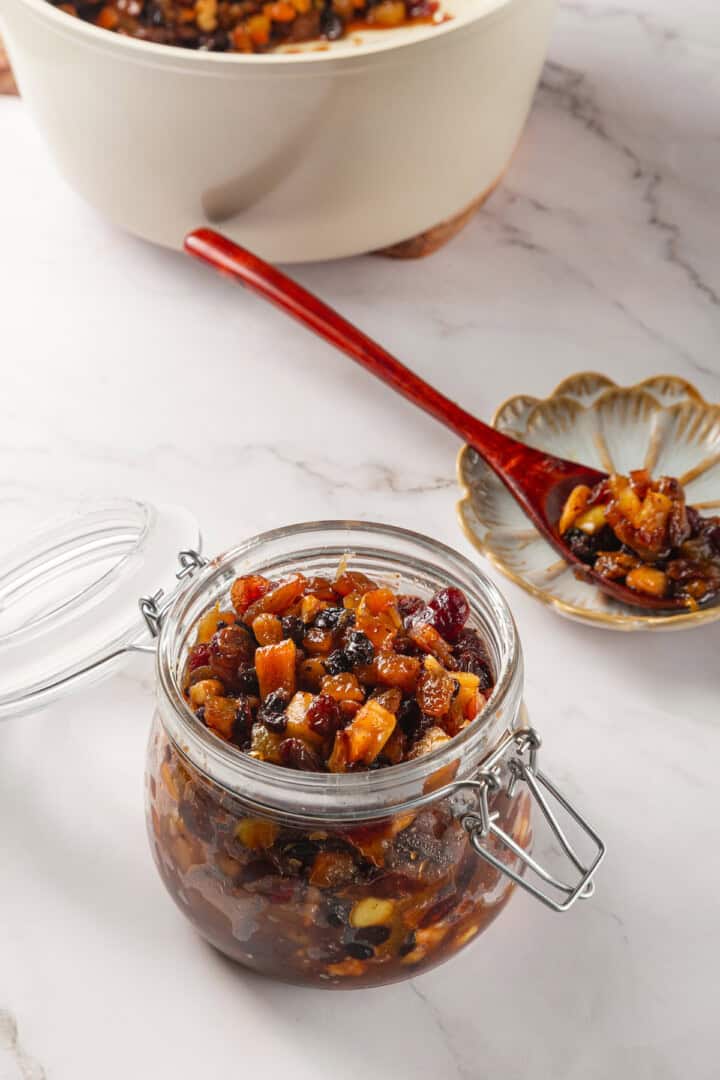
top-left (1, 0), bottom-right (556, 262)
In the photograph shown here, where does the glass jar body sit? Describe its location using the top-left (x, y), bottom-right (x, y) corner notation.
top-left (146, 711), bottom-right (531, 988)
top-left (147, 522), bottom-right (530, 988)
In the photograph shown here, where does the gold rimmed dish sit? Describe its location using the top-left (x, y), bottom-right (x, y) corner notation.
top-left (457, 373), bottom-right (720, 631)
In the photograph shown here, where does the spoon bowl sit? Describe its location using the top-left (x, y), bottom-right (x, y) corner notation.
top-left (184, 228), bottom-right (701, 615)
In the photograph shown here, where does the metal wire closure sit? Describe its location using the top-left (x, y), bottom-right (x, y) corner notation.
top-left (452, 728), bottom-right (605, 912)
top-left (139, 549), bottom-right (208, 638)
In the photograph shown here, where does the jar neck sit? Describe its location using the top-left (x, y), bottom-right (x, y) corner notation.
top-left (155, 521), bottom-right (524, 825)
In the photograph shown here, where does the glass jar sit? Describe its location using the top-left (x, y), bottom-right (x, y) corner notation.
top-left (0, 508), bottom-right (603, 990)
top-left (146, 522), bottom-right (603, 988)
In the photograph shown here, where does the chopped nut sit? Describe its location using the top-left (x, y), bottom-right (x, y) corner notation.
top-left (625, 566), bottom-right (668, 597)
top-left (574, 504), bottom-right (607, 534)
top-left (195, 0), bottom-right (217, 30)
top-left (189, 678), bottom-right (224, 707)
top-left (234, 818), bottom-right (279, 849)
top-left (309, 851), bottom-right (357, 888)
top-left (203, 695), bottom-right (238, 740)
top-left (350, 897), bottom-right (395, 927)
top-left (326, 957), bottom-right (367, 977)
top-left (558, 484), bottom-right (591, 534)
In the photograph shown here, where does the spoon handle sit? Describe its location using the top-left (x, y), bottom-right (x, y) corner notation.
top-left (184, 228), bottom-right (522, 469)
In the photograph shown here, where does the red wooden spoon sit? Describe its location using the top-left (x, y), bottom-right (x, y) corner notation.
top-left (184, 228), bottom-right (685, 612)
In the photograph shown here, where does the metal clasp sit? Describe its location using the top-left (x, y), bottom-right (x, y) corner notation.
top-left (139, 549), bottom-right (208, 638)
top-left (453, 727), bottom-right (605, 913)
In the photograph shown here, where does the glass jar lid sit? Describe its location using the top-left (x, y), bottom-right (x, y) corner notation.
top-left (0, 498), bottom-right (200, 720)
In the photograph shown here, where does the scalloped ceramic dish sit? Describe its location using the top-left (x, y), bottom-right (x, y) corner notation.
top-left (457, 374), bottom-right (720, 631)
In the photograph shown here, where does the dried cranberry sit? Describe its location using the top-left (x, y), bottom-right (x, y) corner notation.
top-left (325, 649), bottom-right (352, 675)
top-left (280, 615), bottom-right (305, 645)
top-left (307, 694), bottom-right (341, 737)
top-left (278, 738), bottom-right (324, 772)
top-left (343, 630), bottom-right (375, 667)
top-left (258, 688), bottom-right (290, 733)
top-left (187, 643), bottom-right (211, 671)
top-left (426, 587), bottom-right (469, 643)
top-left (344, 942), bottom-right (374, 960)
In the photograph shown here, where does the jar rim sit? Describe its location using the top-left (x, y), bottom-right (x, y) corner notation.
top-left (155, 520), bottom-right (524, 822)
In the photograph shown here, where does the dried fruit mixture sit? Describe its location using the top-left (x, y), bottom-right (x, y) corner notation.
top-left (146, 566), bottom-right (530, 987)
top-left (48, 0), bottom-right (444, 53)
top-left (184, 568), bottom-right (494, 768)
top-left (559, 469), bottom-right (720, 606)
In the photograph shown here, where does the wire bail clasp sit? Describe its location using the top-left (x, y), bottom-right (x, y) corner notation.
top-left (456, 727), bottom-right (605, 913)
top-left (139, 549), bottom-right (208, 638)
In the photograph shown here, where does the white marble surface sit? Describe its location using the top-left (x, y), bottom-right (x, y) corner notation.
top-left (1, 1), bottom-right (720, 1076)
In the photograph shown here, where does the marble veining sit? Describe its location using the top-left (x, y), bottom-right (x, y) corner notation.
top-left (1, 1), bottom-right (719, 1077)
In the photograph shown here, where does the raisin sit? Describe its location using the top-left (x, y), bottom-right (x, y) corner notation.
top-left (236, 666), bottom-right (259, 695)
top-left (344, 630), bottom-right (375, 667)
top-left (399, 932), bottom-right (416, 957)
top-left (419, 894), bottom-right (457, 927)
top-left (313, 607), bottom-right (350, 630)
top-left (454, 629), bottom-right (494, 690)
top-left (393, 636), bottom-right (422, 657)
top-left (326, 898), bottom-right (351, 927)
top-left (144, 1), bottom-right (165, 25)
top-left (307, 694), bottom-right (342, 737)
top-left (198, 29), bottom-right (230, 50)
top-left (231, 696), bottom-right (254, 749)
top-left (427, 586), bottom-right (470, 643)
top-left (344, 942), bottom-right (374, 960)
top-left (209, 625), bottom-right (254, 683)
top-left (178, 797), bottom-right (214, 842)
top-left (282, 839), bottom-right (320, 865)
top-left (257, 688), bottom-right (290, 733)
top-left (354, 925), bottom-right (391, 946)
top-left (325, 649), bottom-right (352, 675)
top-left (279, 738), bottom-right (324, 772)
top-left (456, 652), bottom-right (493, 691)
top-left (397, 697), bottom-right (422, 738)
top-left (417, 668), bottom-right (455, 717)
top-left (396, 595), bottom-right (425, 625)
top-left (281, 615), bottom-right (305, 645)
top-left (686, 506), bottom-right (703, 537)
